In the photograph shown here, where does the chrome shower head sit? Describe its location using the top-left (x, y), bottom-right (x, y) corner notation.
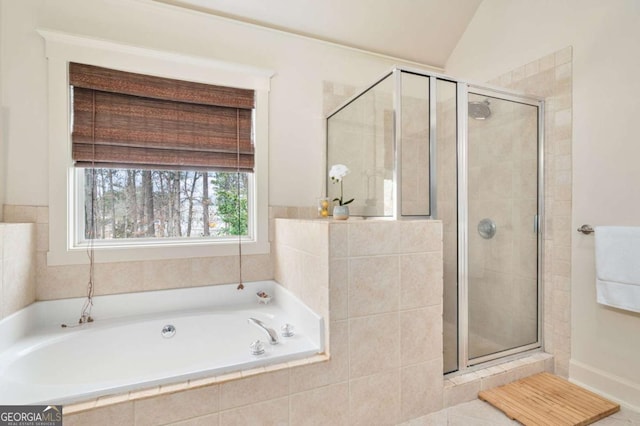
top-left (469, 99), bottom-right (491, 120)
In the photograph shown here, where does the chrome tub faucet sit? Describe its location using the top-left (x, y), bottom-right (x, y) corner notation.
top-left (248, 317), bottom-right (279, 345)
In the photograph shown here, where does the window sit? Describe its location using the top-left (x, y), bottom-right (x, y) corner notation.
top-left (69, 62), bottom-right (257, 248)
top-left (78, 169), bottom-right (250, 242)
top-left (40, 30), bottom-right (272, 265)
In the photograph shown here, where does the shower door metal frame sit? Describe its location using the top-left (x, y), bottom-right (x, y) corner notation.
top-left (458, 84), bottom-right (545, 371)
top-left (326, 66), bottom-right (545, 375)
top-left (393, 69), bottom-right (441, 220)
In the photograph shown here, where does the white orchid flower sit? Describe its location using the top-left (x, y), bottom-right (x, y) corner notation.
top-left (329, 164), bottom-right (354, 206)
top-left (329, 164), bottom-right (350, 182)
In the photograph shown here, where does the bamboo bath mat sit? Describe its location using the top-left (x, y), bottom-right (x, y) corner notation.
top-left (478, 372), bottom-right (620, 425)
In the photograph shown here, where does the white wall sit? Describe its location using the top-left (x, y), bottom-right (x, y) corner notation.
top-left (447, 0), bottom-right (640, 408)
top-left (0, 1), bottom-right (3, 221)
top-left (0, 0), bottom-right (436, 208)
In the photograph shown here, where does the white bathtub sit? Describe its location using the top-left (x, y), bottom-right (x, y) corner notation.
top-left (0, 280), bottom-right (324, 405)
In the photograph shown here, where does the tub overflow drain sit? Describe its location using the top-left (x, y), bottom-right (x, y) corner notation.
top-left (161, 324), bottom-right (176, 338)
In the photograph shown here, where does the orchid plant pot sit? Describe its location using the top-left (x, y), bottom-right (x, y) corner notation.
top-left (333, 205), bottom-right (350, 220)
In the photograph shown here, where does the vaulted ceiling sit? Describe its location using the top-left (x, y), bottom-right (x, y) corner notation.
top-left (155, 0), bottom-right (483, 68)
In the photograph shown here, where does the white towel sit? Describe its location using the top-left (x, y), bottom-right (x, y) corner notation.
top-left (595, 226), bottom-right (640, 313)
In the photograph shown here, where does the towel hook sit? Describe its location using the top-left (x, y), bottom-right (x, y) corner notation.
top-left (577, 224), bottom-right (594, 235)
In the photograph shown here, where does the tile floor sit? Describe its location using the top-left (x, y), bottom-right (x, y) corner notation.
top-left (400, 399), bottom-right (640, 425)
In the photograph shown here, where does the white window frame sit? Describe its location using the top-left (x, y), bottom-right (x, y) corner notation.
top-left (40, 29), bottom-right (273, 265)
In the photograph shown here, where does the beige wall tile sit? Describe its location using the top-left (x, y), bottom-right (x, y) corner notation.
top-left (142, 258), bottom-right (193, 291)
top-left (191, 256), bottom-right (238, 287)
top-left (2, 205), bottom-right (14, 221)
top-left (299, 252), bottom-right (328, 318)
top-left (329, 222), bottom-right (348, 258)
top-left (9, 205), bottom-right (38, 223)
top-left (219, 396), bottom-right (288, 426)
top-left (3, 256), bottom-right (36, 317)
top-left (239, 254), bottom-right (273, 283)
top-left (64, 402), bottom-right (134, 426)
top-left (168, 413), bottom-right (219, 426)
top-left (290, 321), bottom-right (349, 393)
top-left (275, 219), bottom-right (328, 257)
top-left (401, 359), bottom-right (444, 421)
top-left (512, 360), bottom-right (545, 381)
top-left (401, 306), bottom-right (443, 366)
top-left (38, 263), bottom-right (88, 300)
top-left (1, 224), bottom-right (36, 318)
top-left (399, 221), bottom-right (442, 254)
top-left (348, 221), bottom-right (400, 256)
top-left (349, 313), bottom-right (400, 378)
top-left (291, 382), bottom-right (349, 425)
top-left (329, 259), bottom-right (348, 321)
top-left (94, 261), bottom-right (145, 295)
top-left (36, 223), bottom-right (48, 252)
top-left (219, 370), bottom-right (289, 411)
top-left (349, 256), bottom-right (399, 317)
top-left (134, 385), bottom-right (219, 426)
top-left (443, 379), bottom-right (480, 407)
top-left (480, 369), bottom-right (516, 391)
top-left (349, 370), bottom-right (400, 426)
top-left (400, 252), bottom-right (443, 310)
top-left (3, 224), bottom-right (35, 259)
top-left (274, 244), bottom-right (303, 292)
top-left (37, 206), bottom-right (49, 224)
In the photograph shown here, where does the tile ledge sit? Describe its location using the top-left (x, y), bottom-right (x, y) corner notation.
top-left (63, 353), bottom-right (330, 413)
top-left (445, 352), bottom-right (554, 384)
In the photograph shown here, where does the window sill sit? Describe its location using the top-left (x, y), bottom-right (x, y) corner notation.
top-left (47, 240), bottom-right (271, 266)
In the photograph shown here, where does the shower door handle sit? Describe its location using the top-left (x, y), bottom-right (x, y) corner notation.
top-left (534, 215), bottom-right (540, 234)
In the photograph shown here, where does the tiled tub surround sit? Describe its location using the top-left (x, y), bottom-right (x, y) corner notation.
top-left (274, 218), bottom-right (445, 424)
top-left (2, 205), bottom-right (273, 300)
top-left (0, 209), bottom-right (555, 424)
top-left (61, 218), bottom-right (445, 425)
top-left (0, 222), bottom-right (36, 320)
top-left (0, 280), bottom-right (324, 405)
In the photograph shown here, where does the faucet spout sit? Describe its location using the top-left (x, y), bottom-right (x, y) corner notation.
top-left (248, 317), bottom-right (279, 345)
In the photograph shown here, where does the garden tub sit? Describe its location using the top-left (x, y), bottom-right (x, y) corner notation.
top-left (0, 280), bottom-right (324, 405)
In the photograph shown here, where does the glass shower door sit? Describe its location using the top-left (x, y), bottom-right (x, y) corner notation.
top-left (466, 92), bottom-right (540, 362)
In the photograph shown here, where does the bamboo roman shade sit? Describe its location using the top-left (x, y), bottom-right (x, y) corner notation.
top-left (70, 62), bottom-right (255, 172)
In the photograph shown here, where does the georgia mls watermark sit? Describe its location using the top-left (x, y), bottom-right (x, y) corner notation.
top-left (0, 406), bottom-right (62, 426)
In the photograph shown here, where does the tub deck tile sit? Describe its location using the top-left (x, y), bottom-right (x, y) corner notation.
top-left (95, 392), bottom-right (130, 407)
top-left (128, 386), bottom-right (160, 400)
top-left (161, 381), bottom-right (189, 393)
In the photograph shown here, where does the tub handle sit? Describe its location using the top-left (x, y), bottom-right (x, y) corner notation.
top-left (281, 323), bottom-right (295, 337)
top-left (249, 340), bottom-right (265, 356)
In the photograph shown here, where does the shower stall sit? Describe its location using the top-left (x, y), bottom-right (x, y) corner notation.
top-left (326, 67), bottom-right (544, 374)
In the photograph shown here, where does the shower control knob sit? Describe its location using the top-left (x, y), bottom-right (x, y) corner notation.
top-left (478, 218), bottom-right (497, 239)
